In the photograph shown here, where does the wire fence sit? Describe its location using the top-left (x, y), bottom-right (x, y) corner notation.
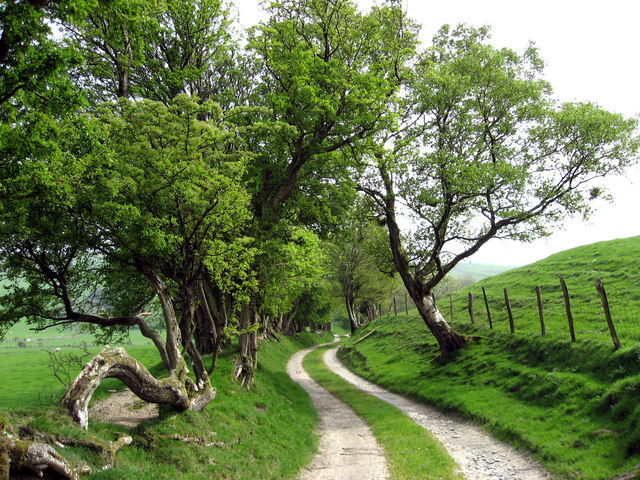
top-left (387, 276), bottom-right (640, 349)
top-left (448, 278), bottom-right (640, 348)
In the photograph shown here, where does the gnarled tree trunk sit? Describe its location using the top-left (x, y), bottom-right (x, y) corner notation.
top-left (413, 293), bottom-right (468, 357)
top-left (61, 271), bottom-right (216, 429)
top-left (372, 172), bottom-right (470, 358)
top-left (234, 298), bottom-right (259, 388)
top-left (61, 348), bottom-right (215, 429)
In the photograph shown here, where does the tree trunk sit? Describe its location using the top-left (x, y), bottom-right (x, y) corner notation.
top-left (375, 172), bottom-right (470, 357)
top-left (346, 296), bottom-right (359, 334)
top-left (0, 434), bottom-right (89, 480)
top-left (413, 294), bottom-right (468, 357)
top-left (61, 348), bottom-right (215, 430)
top-left (234, 298), bottom-right (259, 388)
top-left (194, 278), bottom-right (231, 357)
top-left (62, 271), bottom-right (216, 429)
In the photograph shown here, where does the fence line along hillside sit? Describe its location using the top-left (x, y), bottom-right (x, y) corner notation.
top-left (443, 236), bottom-right (640, 348)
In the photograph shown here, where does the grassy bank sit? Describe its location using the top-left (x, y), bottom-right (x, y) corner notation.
top-left (339, 315), bottom-right (640, 479)
top-left (1, 332), bottom-right (332, 479)
top-left (304, 343), bottom-right (462, 479)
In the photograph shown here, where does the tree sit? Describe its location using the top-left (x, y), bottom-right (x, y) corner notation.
top-left (132, 0), bottom-right (240, 105)
top-left (259, 226), bottom-right (329, 336)
top-left (231, 0), bottom-right (418, 384)
top-left (0, 0), bottom-right (88, 207)
top-left (0, 95), bottom-right (252, 427)
top-left (327, 203), bottom-right (396, 333)
top-left (361, 25), bottom-right (639, 357)
top-left (62, 0), bottom-right (161, 101)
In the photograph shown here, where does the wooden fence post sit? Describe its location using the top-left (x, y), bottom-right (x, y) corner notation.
top-left (504, 288), bottom-right (515, 333)
top-left (482, 287), bottom-right (493, 329)
top-left (393, 296), bottom-right (397, 316)
top-left (535, 286), bottom-right (546, 336)
top-left (468, 292), bottom-right (476, 324)
top-left (559, 276), bottom-right (576, 342)
top-left (595, 279), bottom-right (621, 350)
top-left (449, 294), bottom-right (454, 323)
top-left (405, 293), bottom-right (408, 315)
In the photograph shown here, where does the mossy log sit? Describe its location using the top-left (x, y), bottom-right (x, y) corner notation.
top-left (62, 347), bottom-right (215, 429)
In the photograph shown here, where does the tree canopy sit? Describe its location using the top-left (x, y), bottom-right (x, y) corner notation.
top-left (0, 0), bottom-right (638, 434)
top-left (360, 24), bottom-right (639, 355)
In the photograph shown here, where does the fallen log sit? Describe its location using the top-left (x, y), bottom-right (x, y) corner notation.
top-left (353, 328), bottom-right (378, 345)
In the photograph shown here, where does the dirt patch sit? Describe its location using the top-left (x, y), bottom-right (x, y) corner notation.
top-left (287, 340), bottom-right (389, 480)
top-left (89, 389), bottom-right (158, 428)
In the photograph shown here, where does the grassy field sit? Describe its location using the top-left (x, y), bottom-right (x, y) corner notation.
top-left (446, 236), bottom-right (640, 346)
top-left (304, 343), bottom-right (462, 479)
top-left (0, 320), bottom-right (161, 407)
top-left (1, 331), bottom-right (333, 479)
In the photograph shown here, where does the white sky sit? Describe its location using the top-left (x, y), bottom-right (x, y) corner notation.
top-left (233, 0), bottom-right (640, 266)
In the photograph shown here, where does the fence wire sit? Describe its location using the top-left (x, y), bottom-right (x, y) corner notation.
top-left (444, 280), bottom-right (640, 347)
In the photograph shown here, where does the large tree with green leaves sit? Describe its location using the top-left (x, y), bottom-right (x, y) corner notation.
top-left (0, 95), bottom-right (252, 427)
top-left (230, 0), bottom-right (418, 384)
top-left (361, 25), bottom-right (639, 356)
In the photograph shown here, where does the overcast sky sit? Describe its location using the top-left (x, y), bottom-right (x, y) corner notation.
top-left (233, 0), bottom-right (640, 266)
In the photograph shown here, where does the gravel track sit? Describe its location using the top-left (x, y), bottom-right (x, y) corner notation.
top-left (323, 346), bottom-right (553, 480)
top-left (287, 342), bottom-right (389, 480)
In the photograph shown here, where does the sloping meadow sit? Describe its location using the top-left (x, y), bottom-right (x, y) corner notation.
top-left (1, 332), bottom-right (332, 479)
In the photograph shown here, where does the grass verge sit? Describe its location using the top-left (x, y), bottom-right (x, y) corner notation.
top-left (303, 343), bottom-right (462, 480)
top-left (339, 315), bottom-right (640, 480)
top-left (2, 332), bottom-right (332, 479)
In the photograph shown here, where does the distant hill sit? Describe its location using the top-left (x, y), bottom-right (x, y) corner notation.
top-left (450, 262), bottom-right (516, 281)
top-left (467, 235), bottom-right (640, 295)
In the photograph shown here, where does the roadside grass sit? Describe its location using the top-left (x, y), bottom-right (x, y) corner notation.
top-left (340, 315), bottom-right (640, 479)
top-left (304, 343), bottom-right (463, 480)
top-left (2, 332), bottom-right (332, 479)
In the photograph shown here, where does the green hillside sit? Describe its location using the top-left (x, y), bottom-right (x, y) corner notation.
top-left (447, 235), bottom-right (640, 345)
top-left (339, 236), bottom-right (640, 479)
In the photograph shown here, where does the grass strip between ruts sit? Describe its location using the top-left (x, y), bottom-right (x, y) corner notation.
top-left (303, 343), bottom-right (463, 480)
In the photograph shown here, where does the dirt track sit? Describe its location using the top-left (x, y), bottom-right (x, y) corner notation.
top-left (322, 346), bottom-right (553, 480)
top-left (287, 342), bottom-right (389, 480)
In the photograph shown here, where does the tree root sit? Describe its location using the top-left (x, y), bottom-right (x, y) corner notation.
top-left (615, 462), bottom-right (640, 480)
top-left (0, 434), bottom-right (89, 480)
top-left (1, 424), bottom-right (132, 479)
top-left (164, 434), bottom-right (227, 448)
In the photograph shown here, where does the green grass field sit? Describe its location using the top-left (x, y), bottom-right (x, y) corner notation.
top-left (1, 332), bottom-right (333, 479)
top-left (446, 236), bottom-right (640, 346)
